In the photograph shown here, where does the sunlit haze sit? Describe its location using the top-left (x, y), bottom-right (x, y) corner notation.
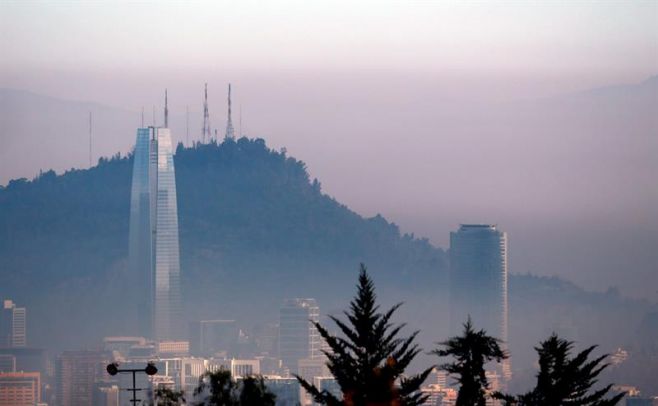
top-left (0, 2), bottom-right (657, 402)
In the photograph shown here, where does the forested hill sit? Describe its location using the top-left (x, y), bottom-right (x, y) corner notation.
top-left (0, 137), bottom-right (445, 348)
top-left (1, 136), bottom-right (656, 392)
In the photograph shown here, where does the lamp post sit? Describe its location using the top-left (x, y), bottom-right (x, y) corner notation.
top-left (106, 362), bottom-right (158, 405)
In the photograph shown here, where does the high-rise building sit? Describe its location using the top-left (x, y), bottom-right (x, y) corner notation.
top-left (102, 336), bottom-right (146, 358)
top-left (449, 224), bottom-right (510, 380)
top-left (230, 359), bottom-right (260, 378)
top-left (279, 299), bottom-right (321, 375)
top-left (189, 320), bottom-right (239, 357)
top-left (56, 350), bottom-right (111, 406)
top-left (263, 377), bottom-right (301, 405)
top-left (0, 356), bottom-right (15, 373)
top-left (0, 372), bottom-right (40, 406)
top-left (92, 381), bottom-right (119, 406)
top-left (129, 126), bottom-right (183, 341)
top-left (1, 300), bottom-right (26, 348)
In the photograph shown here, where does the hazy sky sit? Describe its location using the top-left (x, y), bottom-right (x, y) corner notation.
top-left (1, 1), bottom-right (656, 79)
top-left (1, 1), bottom-right (657, 299)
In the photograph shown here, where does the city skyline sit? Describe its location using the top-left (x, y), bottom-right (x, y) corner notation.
top-left (0, 1), bottom-right (656, 404)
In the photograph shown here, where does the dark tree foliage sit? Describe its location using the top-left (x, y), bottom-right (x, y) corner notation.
top-left (194, 369), bottom-right (238, 405)
top-left (193, 369), bottom-right (276, 406)
top-left (494, 334), bottom-right (624, 406)
top-left (296, 264), bottom-right (432, 406)
top-left (432, 318), bottom-right (508, 406)
top-left (153, 387), bottom-right (186, 405)
top-left (239, 376), bottom-right (276, 406)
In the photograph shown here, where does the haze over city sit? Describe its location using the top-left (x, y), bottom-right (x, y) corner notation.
top-left (2, 1), bottom-right (656, 298)
top-left (0, 1), bottom-right (657, 405)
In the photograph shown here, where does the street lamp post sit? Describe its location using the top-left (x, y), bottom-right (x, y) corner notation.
top-left (106, 362), bottom-right (158, 405)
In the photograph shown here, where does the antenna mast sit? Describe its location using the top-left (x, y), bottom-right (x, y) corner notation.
top-left (202, 83), bottom-right (211, 143)
top-left (164, 89), bottom-right (169, 128)
top-left (152, 105), bottom-right (156, 126)
top-left (186, 105), bottom-right (189, 146)
top-left (141, 107), bottom-right (144, 127)
top-left (88, 112), bottom-right (92, 168)
top-left (225, 83), bottom-right (235, 140)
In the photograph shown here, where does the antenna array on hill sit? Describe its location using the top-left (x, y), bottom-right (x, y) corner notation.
top-left (88, 112), bottom-right (92, 168)
top-left (225, 83), bottom-right (235, 140)
top-left (202, 83), bottom-right (211, 143)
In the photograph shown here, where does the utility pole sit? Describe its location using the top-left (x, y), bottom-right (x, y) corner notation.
top-left (106, 362), bottom-right (158, 405)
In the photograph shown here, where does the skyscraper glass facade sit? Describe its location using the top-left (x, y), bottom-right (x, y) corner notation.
top-left (449, 224), bottom-right (510, 379)
top-left (279, 298), bottom-right (321, 375)
top-left (129, 127), bottom-right (183, 341)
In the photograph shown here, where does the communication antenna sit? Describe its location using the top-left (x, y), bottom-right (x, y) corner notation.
top-left (224, 83), bottom-right (235, 140)
top-left (141, 106), bottom-right (144, 127)
top-left (186, 105), bottom-right (189, 146)
top-left (202, 83), bottom-right (211, 143)
top-left (88, 112), bottom-right (92, 167)
top-left (164, 89), bottom-right (169, 128)
top-left (152, 105), bottom-right (156, 126)
top-left (239, 104), bottom-right (242, 137)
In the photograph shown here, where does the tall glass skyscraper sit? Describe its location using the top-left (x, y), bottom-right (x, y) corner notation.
top-left (278, 298), bottom-right (321, 375)
top-left (449, 224), bottom-right (510, 380)
top-left (129, 127), bottom-right (183, 341)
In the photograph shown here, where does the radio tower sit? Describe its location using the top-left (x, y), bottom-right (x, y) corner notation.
top-left (202, 83), bottom-right (211, 143)
top-left (164, 89), bottom-right (169, 128)
top-left (224, 83), bottom-right (235, 140)
top-left (88, 112), bottom-right (92, 167)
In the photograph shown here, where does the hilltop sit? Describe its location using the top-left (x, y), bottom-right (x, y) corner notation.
top-left (0, 137), bottom-right (445, 348)
top-left (0, 137), bottom-right (655, 393)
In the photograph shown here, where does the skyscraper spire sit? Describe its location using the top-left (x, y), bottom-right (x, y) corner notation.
top-left (202, 83), bottom-right (211, 143)
top-left (164, 89), bottom-right (169, 128)
top-left (225, 83), bottom-right (235, 140)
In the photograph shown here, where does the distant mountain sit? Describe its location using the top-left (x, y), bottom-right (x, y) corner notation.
top-left (0, 123), bottom-right (655, 393)
top-left (0, 138), bottom-right (445, 349)
top-left (0, 88), bottom-right (140, 184)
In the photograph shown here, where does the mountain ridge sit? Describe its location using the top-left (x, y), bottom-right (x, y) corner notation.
top-left (1, 136), bottom-right (656, 392)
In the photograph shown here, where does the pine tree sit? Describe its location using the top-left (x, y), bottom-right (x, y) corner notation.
top-left (432, 317), bottom-right (508, 406)
top-left (296, 264), bottom-right (432, 406)
top-left (194, 369), bottom-right (238, 405)
top-left (494, 334), bottom-right (624, 406)
top-left (239, 376), bottom-right (276, 406)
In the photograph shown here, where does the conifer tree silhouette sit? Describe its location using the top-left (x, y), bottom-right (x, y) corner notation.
top-left (433, 317), bottom-right (508, 406)
top-left (296, 264), bottom-right (432, 405)
top-left (494, 334), bottom-right (624, 406)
